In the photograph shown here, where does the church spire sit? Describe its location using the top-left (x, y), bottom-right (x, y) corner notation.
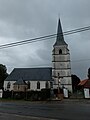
top-left (54, 18), bottom-right (67, 46)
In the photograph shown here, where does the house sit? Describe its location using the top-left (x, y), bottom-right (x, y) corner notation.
top-left (4, 68), bottom-right (53, 91)
top-left (78, 79), bottom-right (90, 98)
top-left (78, 79), bottom-right (90, 89)
top-left (4, 18), bottom-right (72, 93)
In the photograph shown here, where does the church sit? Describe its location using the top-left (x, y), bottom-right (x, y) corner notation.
top-left (4, 18), bottom-right (72, 93)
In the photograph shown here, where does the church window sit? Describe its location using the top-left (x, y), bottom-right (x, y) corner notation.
top-left (27, 81), bottom-right (30, 89)
top-left (45, 81), bottom-right (49, 89)
top-left (37, 81), bottom-right (40, 89)
top-left (18, 85), bottom-right (19, 90)
top-left (59, 49), bottom-right (62, 54)
top-left (7, 82), bottom-right (11, 89)
top-left (50, 81), bottom-right (53, 88)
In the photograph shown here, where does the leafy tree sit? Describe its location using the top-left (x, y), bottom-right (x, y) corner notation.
top-left (0, 64), bottom-right (8, 89)
top-left (71, 74), bottom-right (80, 93)
top-left (88, 68), bottom-right (90, 79)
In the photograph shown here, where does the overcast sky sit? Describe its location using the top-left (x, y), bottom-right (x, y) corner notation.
top-left (0, 0), bottom-right (90, 79)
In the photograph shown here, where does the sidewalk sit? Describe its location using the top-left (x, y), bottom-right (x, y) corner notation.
top-left (62, 98), bottom-right (90, 103)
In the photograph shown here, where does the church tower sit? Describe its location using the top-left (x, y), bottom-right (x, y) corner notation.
top-left (52, 18), bottom-right (72, 92)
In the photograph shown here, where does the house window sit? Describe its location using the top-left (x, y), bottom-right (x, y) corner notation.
top-left (27, 81), bottom-right (30, 89)
top-left (45, 81), bottom-right (49, 89)
top-left (59, 49), bottom-right (62, 54)
top-left (37, 81), bottom-right (40, 89)
top-left (7, 82), bottom-right (11, 89)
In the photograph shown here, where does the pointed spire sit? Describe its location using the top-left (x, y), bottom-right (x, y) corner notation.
top-left (54, 18), bottom-right (67, 46)
top-left (57, 18), bottom-right (63, 41)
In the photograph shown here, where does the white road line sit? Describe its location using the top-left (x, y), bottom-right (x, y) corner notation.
top-left (0, 112), bottom-right (58, 120)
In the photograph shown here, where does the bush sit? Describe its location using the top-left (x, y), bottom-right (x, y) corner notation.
top-left (41, 88), bottom-right (50, 100)
top-left (3, 89), bottom-right (51, 101)
top-left (3, 91), bottom-right (12, 98)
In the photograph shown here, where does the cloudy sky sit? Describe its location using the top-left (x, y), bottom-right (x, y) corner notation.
top-left (0, 0), bottom-right (90, 79)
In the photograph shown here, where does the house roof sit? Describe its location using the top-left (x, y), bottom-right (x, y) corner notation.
top-left (78, 79), bottom-right (88, 86)
top-left (5, 67), bottom-right (52, 81)
top-left (78, 79), bottom-right (90, 88)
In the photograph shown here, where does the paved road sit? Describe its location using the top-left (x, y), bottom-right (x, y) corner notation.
top-left (0, 100), bottom-right (90, 120)
top-left (0, 112), bottom-right (53, 120)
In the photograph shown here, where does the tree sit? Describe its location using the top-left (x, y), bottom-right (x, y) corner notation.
top-left (71, 74), bottom-right (80, 93)
top-left (88, 68), bottom-right (90, 79)
top-left (0, 64), bottom-right (8, 89)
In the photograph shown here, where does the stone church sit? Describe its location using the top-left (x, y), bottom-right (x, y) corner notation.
top-left (52, 19), bottom-right (72, 92)
top-left (4, 18), bottom-right (72, 92)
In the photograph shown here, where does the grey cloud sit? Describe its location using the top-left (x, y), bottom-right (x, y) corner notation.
top-left (36, 48), bottom-right (51, 63)
top-left (0, 0), bottom-right (89, 79)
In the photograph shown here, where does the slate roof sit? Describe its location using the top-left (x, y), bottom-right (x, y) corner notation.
top-left (5, 67), bottom-right (52, 81)
top-left (13, 78), bottom-right (27, 85)
top-left (54, 18), bottom-right (67, 46)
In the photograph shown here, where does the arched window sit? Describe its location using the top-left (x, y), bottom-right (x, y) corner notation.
top-left (37, 81), bottom-right (40, 89)
top-left (18, 85), bottom-right (19, 90)
top-left (45, 81), bottom-right (49, 89)
top-left (7, 82), bottom-right (11, 89)
top-left (59, 49), bottom-right (62, 54)
top-left (27, 81), bottom-right (30, 89)
top-left (50, 81), bottom-right (53, 88)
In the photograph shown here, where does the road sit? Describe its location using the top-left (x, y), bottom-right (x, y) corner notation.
top-left (0, 100), bottom-right (90, 120)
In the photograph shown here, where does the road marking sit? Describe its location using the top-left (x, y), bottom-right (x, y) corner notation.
top-left (0, 112), bottom-right (58, 120)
